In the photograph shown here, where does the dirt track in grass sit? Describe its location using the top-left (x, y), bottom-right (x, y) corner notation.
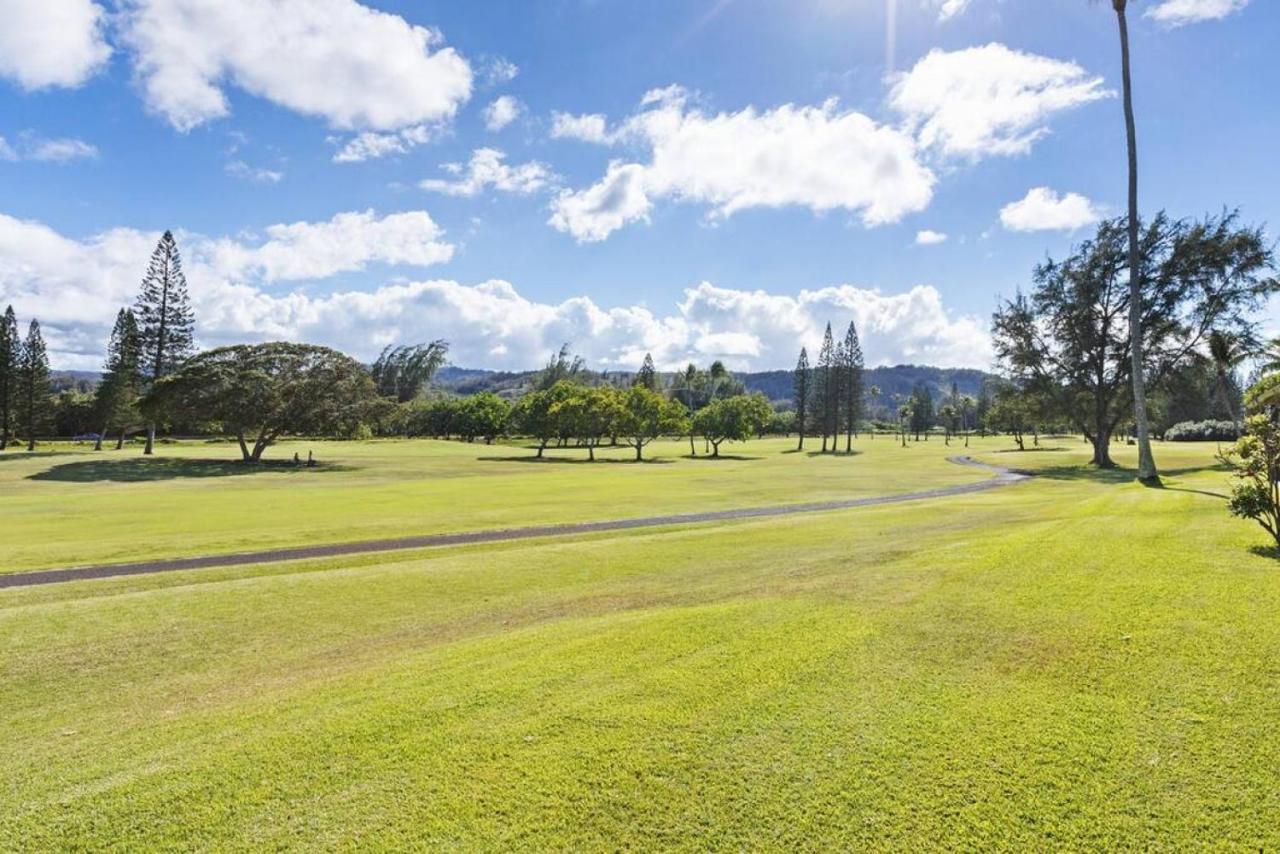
top-left (0, 456), bottom-right (1028, 589)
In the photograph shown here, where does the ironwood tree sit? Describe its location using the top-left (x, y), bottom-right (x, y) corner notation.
top-left (371, 340), bottom-right (449, 402)
top-left (993, 213), bottom-right (1276, 468)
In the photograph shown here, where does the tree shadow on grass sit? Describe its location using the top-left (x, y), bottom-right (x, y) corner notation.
top-left (682, 454), bottom-right (763, 462)
top-left (1249, 545), bottom-right (1280, 561)
top-left (479, 455), bottom-right (675, 465)
top-left (29, 457), bottom-right (352, 483)
top-left (0, 451), bottom-right (61, 463)
top-left (804, 449), bottom-right (864, 458)
top-left (1029, 462), bottom-right (1229, 490)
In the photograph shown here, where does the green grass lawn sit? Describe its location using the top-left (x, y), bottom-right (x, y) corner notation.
top-left (2, 437), bottom-right (1277, 847)
top-left (0, 434), bottom-right (989, 573)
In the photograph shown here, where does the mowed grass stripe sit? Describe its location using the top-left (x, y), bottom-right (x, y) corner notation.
top-left (0, 455), bottom-right (1024, 588)
top-left (2, 441), bottom-right (1276, 847)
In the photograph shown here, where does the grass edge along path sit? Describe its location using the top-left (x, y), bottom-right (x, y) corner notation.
top-left (0, 456), bottom-right (1027, 589)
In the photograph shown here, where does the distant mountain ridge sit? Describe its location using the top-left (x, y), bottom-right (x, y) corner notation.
top-left (56, 363), bottom-right (997, 409)
top-left (435, 364), bottom-right (996, 408)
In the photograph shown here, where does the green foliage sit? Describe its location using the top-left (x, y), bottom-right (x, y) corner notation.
top-left (994, 213), bottom-right (1277, 467)
top-left (510, 381), bottom-right (580, 455)
top-left (371, 341), bottom-right (449, 402)
top-left (134, 231), bottom-right (195, 382)
top-left (549, 385), bottom-right (624, 461)
top-left (1164, 420), bottom-right (1239, 442)
top-left (908, 383), bottom-right (934, 438)
top-left (1222, 408), bottom-right (1280, 549)
top-left (144, 343), bottom-right (387, 461)
top-left (17, 319), bottom-right (51, 450)
top-left (632, 353), bottom-right (657, 391)
top-left (93, 308), bottom-right (143, 445)
top-left (792, 347), bottom-right (810, 447)
top-left (0, 305), bottom-right (18, 449)
top-left (616, 386), bottom-right (688, 460)
top-left (692, 393), bottom-right (772, 456)
top-left (52, 391), bottom-right (97, 437)
top-left (454, 392), bottom-right (510, 444)
top-left (537, 343), bottom-right (586, 390)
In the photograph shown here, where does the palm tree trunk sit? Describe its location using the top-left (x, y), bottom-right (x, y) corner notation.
top-left (1116, 2), bottom-right (1158, 481)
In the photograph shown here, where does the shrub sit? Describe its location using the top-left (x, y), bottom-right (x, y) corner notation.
top-left (1164, 420), bottom-right (1239, 442)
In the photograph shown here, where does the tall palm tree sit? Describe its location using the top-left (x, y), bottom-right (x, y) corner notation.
top-left (1110, 0), bottom-right (1159, 481)
top-left (1208, 330), bottom-right (1248, 428)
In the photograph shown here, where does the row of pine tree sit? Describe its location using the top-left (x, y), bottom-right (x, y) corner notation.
top-left (0, 231), bottom-right (195, 452)
top-left (792, 320), bottom-right (865, 453)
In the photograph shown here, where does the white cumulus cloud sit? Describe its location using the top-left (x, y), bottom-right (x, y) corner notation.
top-left (548, 86), bottom-right (934, 242)
top-left (1145, 0), bottom-right (1250, 27)
top-left (420, 148), bottom-right (555, 197)
top-left (203, 210), bottom-right (455, 282)
top-left (0, 0), bottom-right (111, 91)
top-left (118, 0), bottom-right (473, 132)
top-left (484, 95), bottom-right (523, 131)
top-left (332, 125), bottom-right (437, 164)
top-left (999, 187), bottom-right (1103, 232)
top-left (889, 43), bottom-right (1112, 160)
top-left (915, 229), bottom-right (948, 245)
top-left (550, 112), bottom-right (614, 143)
top-left (0, 213), bottom-right (992, 372)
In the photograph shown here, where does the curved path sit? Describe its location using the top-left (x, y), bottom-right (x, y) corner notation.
top-left (0, 456), bottom-right (1029, 590)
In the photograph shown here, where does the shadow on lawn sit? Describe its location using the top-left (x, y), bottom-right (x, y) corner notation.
top-left (480, 455), bottom-right (675, 465)
top-left (1249, 545), bottom-right (1280, 561)
top-left (1028, 461), bottom-right (1230, 496)
top-left (682, 454), bottom-right (763, 462)
top-left (29, 457), bottom-right (351, 483)
top-left (0, 451), bottom-right (61, 463)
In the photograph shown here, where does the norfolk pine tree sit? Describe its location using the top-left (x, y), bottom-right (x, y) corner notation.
top-left (842, 321), bottom-right (864, 452)
top-left (18, 319), bottom-right (50, 451)
top-left (135, 231), bottom-right (195, 455)
top-left (0, 305), bottom-right (17, 450)
top-left (94, 308), bottom-right (143, 450)
top-left (793, 347), bottom-right (810, 451)
top-left (633, 353), bottom-right (657, 391)
top-left (816, 323), bottom-right (835, 452)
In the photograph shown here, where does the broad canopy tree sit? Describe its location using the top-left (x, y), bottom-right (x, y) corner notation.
top-left (692, 393), bottom-right (772, 457)
top-left (616, 386), bottom-right (688, 461)
top-left (144, 343), bottom-right (387, 462)
top-left (993, 213), bottom-right (1276, 468)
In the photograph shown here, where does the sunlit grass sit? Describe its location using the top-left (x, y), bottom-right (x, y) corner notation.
top-left (1, 434), bottom-right (989, 573)
top-left (2, 437), bottom-right (1275, 846)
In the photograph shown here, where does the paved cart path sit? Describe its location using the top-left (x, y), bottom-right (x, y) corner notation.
top-left (0, 456), bottom-right (1029, 589)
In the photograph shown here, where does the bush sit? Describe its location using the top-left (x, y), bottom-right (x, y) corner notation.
top-left (1164, 420), bottom-right (1239, 442)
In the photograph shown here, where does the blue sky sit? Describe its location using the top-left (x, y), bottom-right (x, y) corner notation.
top-left (0, 0), bottom-right (1273, 371)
